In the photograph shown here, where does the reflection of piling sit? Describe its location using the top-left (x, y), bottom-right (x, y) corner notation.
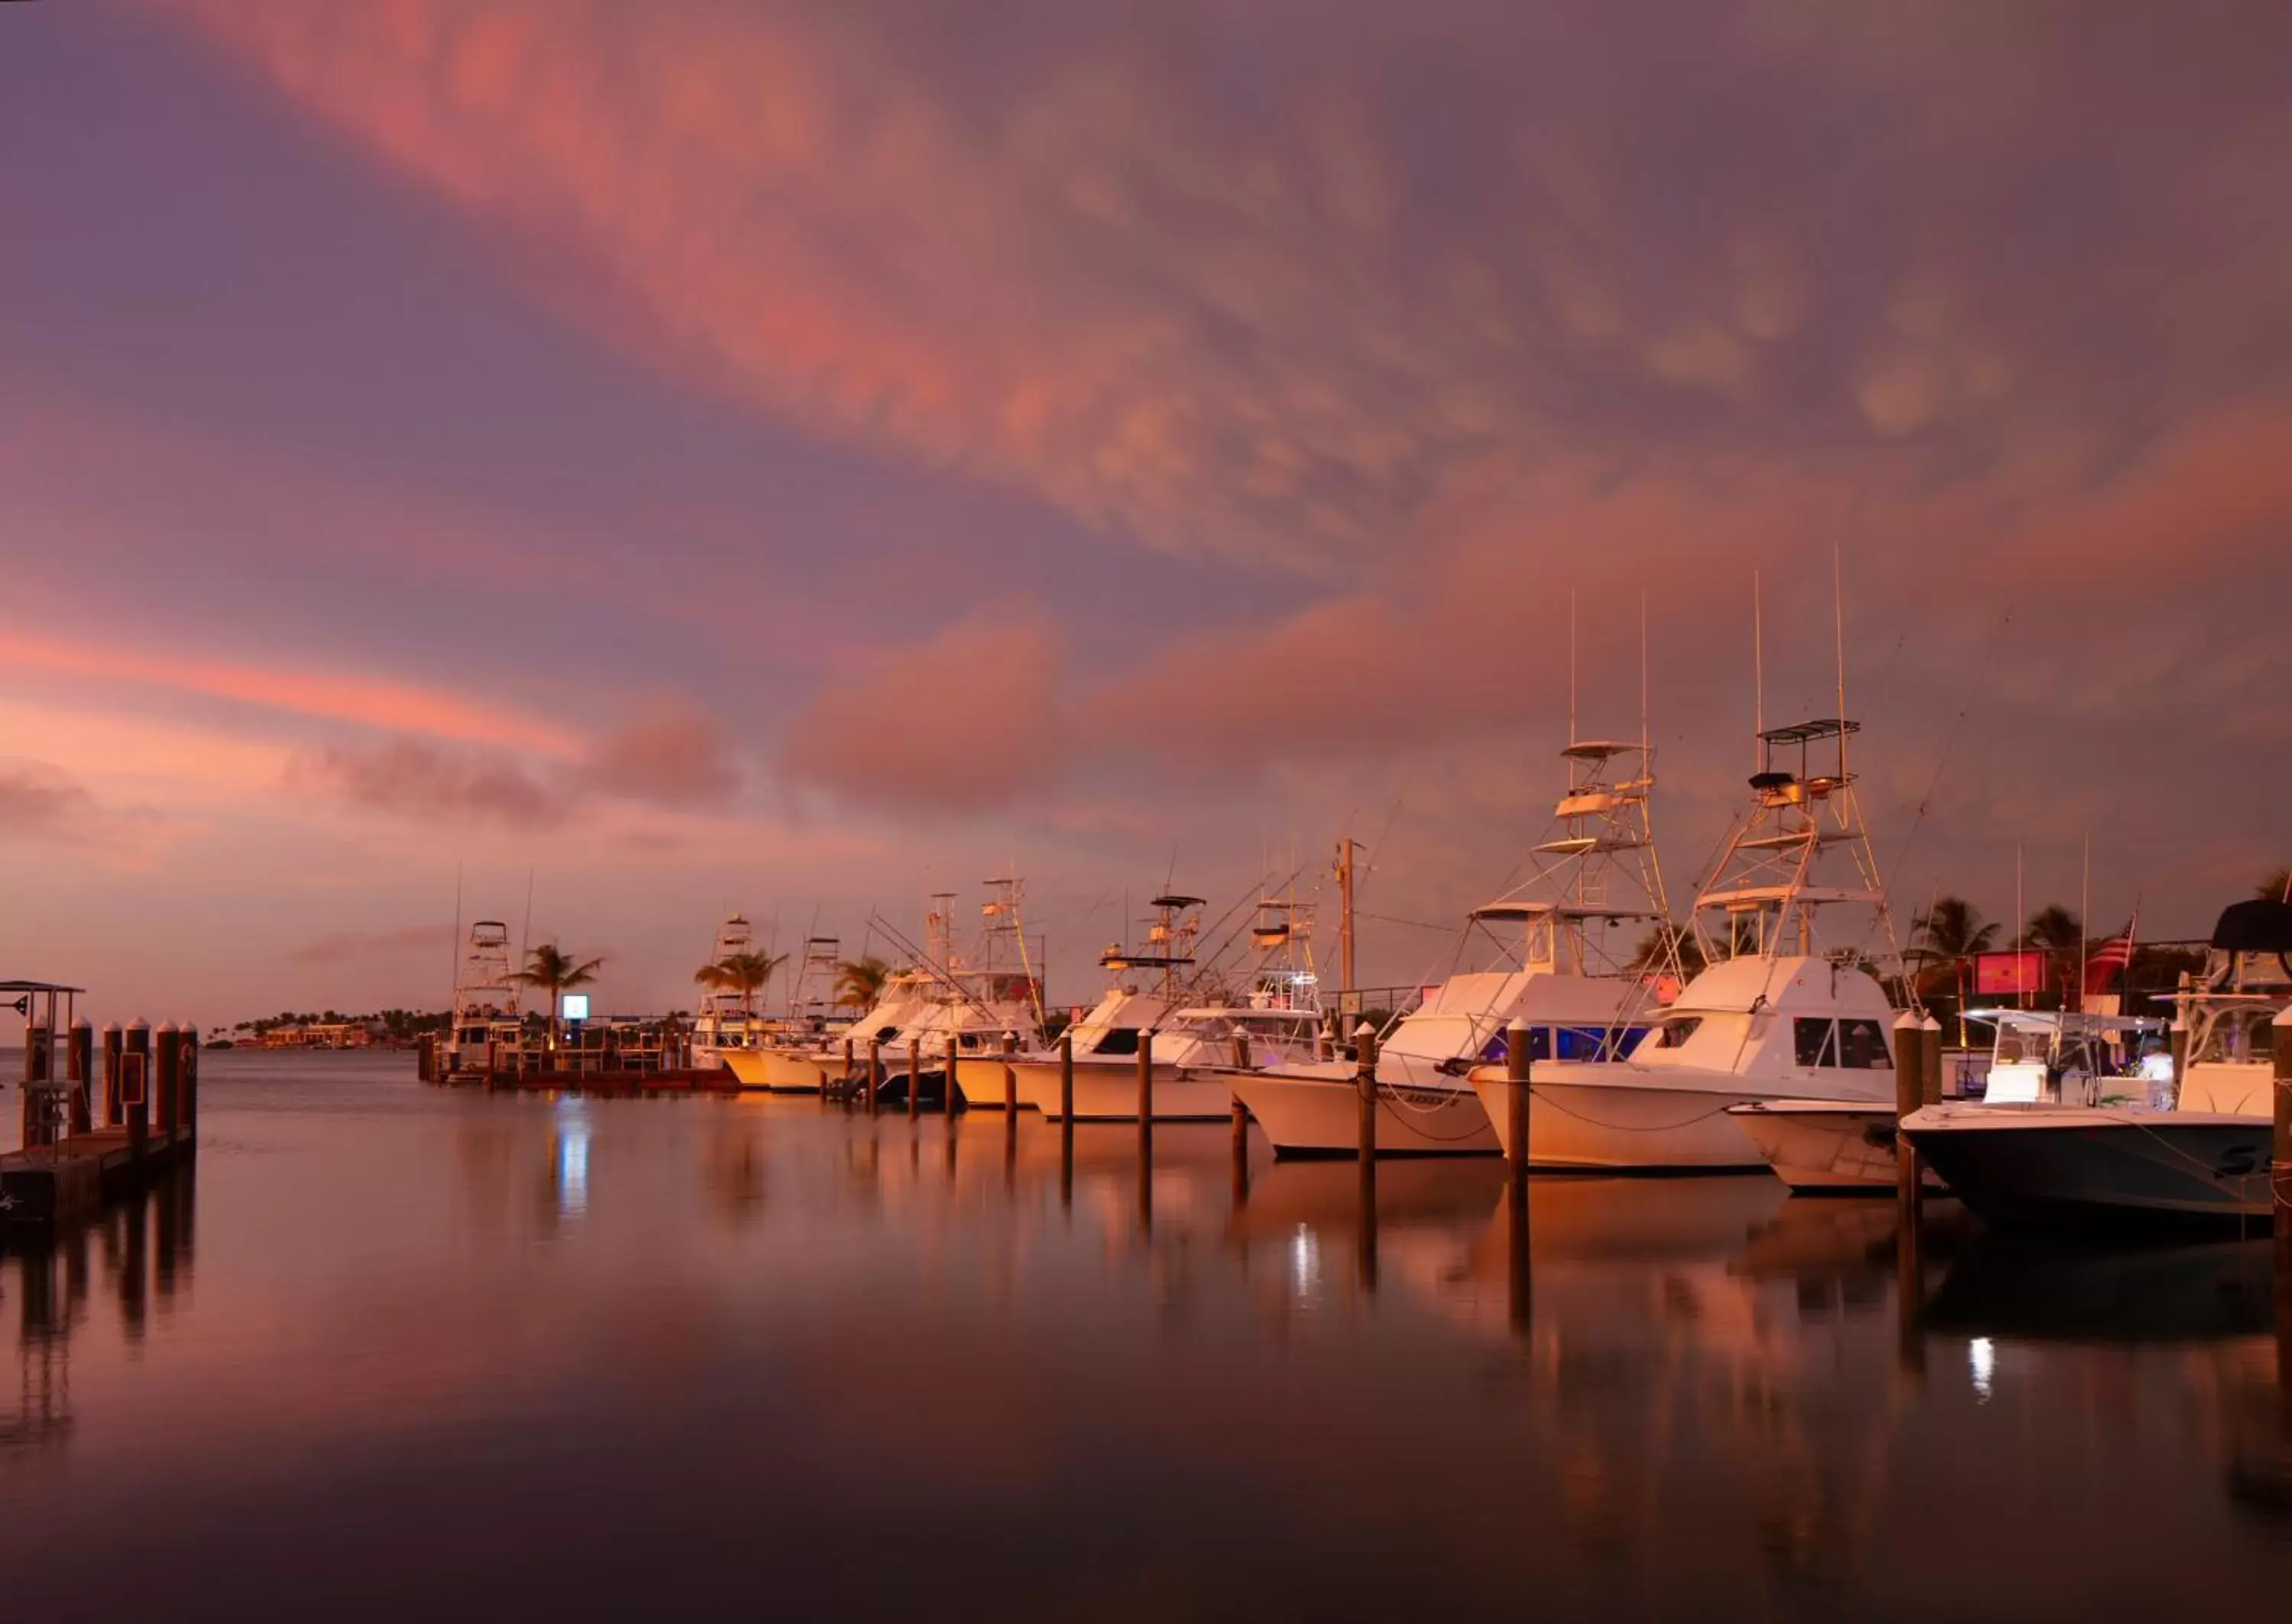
top-left (67, 1018), bottom-right (93, 1135)
top-left (908, 1038), bottom-right (921, 1124)
top-left (866, 1037), bottom-right (882, 1117)
top-left (1507, 1177), bottom-right (1531, 1337)
top-left (120, 1185), bottom-right (149, 1339)
top-left (1504, 1018), bottom-right (1531, 1188)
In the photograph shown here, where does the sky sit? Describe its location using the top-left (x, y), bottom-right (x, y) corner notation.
top-left (3, 0), bottom-right (2290, 1026)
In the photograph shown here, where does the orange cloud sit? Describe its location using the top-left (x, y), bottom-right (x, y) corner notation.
top-left (0, 629), bottom-right (578, 753)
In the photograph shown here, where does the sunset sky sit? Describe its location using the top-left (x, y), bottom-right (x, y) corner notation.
top-left (5, 1), bottom-right (2289, 1024)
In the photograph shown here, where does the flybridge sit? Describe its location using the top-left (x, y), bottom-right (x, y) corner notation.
top-left (1694, 713), bottom-right (1894, 962)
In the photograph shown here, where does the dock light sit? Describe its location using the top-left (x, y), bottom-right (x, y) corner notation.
top-left (561, 994), bottom-right (590, 1022)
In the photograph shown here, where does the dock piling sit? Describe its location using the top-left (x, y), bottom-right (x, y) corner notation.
top-left (101, 1022), bottom-right (122, 1128)
top-left (1504, 1018), bottom-right (1531, 1186)
top-left (1136, 1028), bottom-right (1155, 1150)
top-left (1058, 1030), bottom-right (1074, 1209)
top-left (842, 1038), bottom-right (855, 1109)
top-left (67, 1018), bottom-right (93, 1136)
top-left (1001, 1030), bottom-right (1017, 1112)
top-left (2273, 1009), bottom-right (2290, 1406)
top-left (866, 1037), bottom-right (882, 1116)
top-left (1230, 1096), bottom-right (1249, 1209)
top-left (1354, 1021), bottom-right (1379, 1164)
top-left (1920, 1014), bottom-right (1943, 1105)
top-left (946, 1035), bottom-right (962, 1117)
top-left (908, 1037), bottom-right (921, 1123)
top-left (156, 1024), bottom-right (182, 1136)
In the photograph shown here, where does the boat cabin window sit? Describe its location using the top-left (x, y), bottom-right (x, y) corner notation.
top-left (1645, 1015), bottom-right (1702, 1050)
top-left (1090, 1027), bottom-right (1142, 1056)
top-left (1794, 1018), bottom-right (1838, 1068)
top-left (1837, 1019), bottom-right (1891, 1069)
top-left (875, 1025), bottom-right (902, 1044)
top-left (2193, 1008), bottom-right (2277, 1065)
top-left (1993, 1028), bottom-right (2047, 1066)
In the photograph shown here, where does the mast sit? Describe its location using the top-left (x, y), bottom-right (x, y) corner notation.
top-left (1335, 838), bottom-right (1361, 1002)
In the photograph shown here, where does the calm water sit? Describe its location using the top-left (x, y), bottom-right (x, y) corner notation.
top-left (2, 1051), bottom-right (2287, 1620)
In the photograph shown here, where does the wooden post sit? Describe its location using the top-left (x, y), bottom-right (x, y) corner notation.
top-left (908, 1037), bottom-right (921, 1123)
top-left (1136, 1028), bottom-right (1155, 1132)
top-left (866, 1036), bottom-right (882, 1116)
top-left (21, 1019), bottom-right (52, 1149)
top-left (1230, 1096), bottom-right (1249, 1209)
top-left (1355, 1022), bottom-right (1379, 1296)
top-left (1058, 1029), bottom-right (1074, 1211)
top-left (946, 1034), bottom-right (963, 1116)
top-left (1920, 1014), bottom-right (1944, 1105)
top-left (125, 1020), bottom-right (152, 1186)
top-left (2168, 1018), bottom-right (2190, 1108)
top-left (1893, 1010), bottom-right (1926, 1375)
top-left (156, 1024), bottom-right (182, 1138)
top-left (1505, 1018), bottom-right (1532, 1184)
top-left (1230, 1030), bottom-right (1251, 1071)
top-left (181, 1037), bottom-right (199, 1141)
top-left (2273, 1009), bottom-right (2291, 1404)
top-left (1001, 1030), bottom-right (1018, 1111)
top-left (842, 1038), bottom-right (855, 1108)
top-left (67, 1017), bottom-right (93, 1136)
top-left (1355, 1022), bottom-right (1379, 1163)
top-left (101, 1022), bottom-right (122, 1128)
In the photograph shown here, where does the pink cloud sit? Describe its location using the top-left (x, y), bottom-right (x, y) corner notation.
top-left (779, 607), bottom-right (1067, 812)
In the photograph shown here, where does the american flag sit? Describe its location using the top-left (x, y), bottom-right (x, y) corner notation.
top-left (2082, 935), bottom-right (2134, 996)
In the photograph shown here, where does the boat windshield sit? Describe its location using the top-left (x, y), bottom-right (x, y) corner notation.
top-left (2192, 1005), bottom-right (2278, 1065)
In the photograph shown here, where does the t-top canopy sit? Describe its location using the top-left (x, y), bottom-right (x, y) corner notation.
top-left (1149, 894), bottom-right (1206, 910)
top-left (1759, 717), bottom-right (1860, 746)
top-left (2210, 898), bottom-right (2292, 953)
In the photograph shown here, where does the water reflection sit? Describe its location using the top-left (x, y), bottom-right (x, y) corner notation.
top-left (0, 1055), bottom-right (2285, 1619)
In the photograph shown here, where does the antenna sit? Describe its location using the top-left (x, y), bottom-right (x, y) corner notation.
top-left (1832, 540), bottom-right (1850, 785)
top-left (1567, 588), bottom-right (1578, 747)
top-left (2079, 832), bottom-right (2090, 1014)
top-left (1638, 590), bottom-right (1649, 761)
top-left (516, 866), bottom-right (535, 1017)
top-left (1752, 569), bottom-right (1765, 769)
top-left (448, 861), bottom-right (463, 1015)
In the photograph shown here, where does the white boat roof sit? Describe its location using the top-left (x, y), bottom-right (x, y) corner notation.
top-left (1962, 1008), bottom-right (2165, 1034)
top-left (1668, 955), bottom-right (1894, 1018)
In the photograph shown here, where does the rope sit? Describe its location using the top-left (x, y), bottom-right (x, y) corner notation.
top-left (1519, 1080), bottom-right (1744, 1134)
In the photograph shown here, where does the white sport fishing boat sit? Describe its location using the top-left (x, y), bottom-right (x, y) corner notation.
top-left (1012, 891), bottom-right (1324, 1121)
top-left (1237, 725), bottom-right (1674, 1157)
top-left (688, 914), bottom-right (762, 1071)
top-left (882, 879), bottom-right (1051, 1109)
top-left (1902, 898), bottom-right (2287, 1228)
top-left (1474, 715), bottom-right (1909, 1169)
top-left (441, 920), bottom-right (526, 1079)
top-left (721, 934), bottom-right (850, 1091)
top-left (1731, 1008), bottom-right (2161, 1193)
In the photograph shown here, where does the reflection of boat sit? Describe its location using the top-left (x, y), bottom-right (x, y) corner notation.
top-left (1478, 715), bottom-right (1908, 1169)
top-left (1921, 1231), bottom-right (2279, 1344)
top-left (1902, 901), bottom-right (2284, 1230)
top-left (1242, 726), bottom-right (1672, 1157)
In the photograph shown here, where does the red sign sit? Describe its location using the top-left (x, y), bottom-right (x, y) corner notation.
top-left (1974, 950), bottom-right (2048, 995)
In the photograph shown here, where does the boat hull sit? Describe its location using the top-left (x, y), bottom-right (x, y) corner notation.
top-left (952, 1056), bottom-right (1024, 1111)
top-left (1902, 1105), bottom-right (2274, 1229)
top-left (1468, 1073), bottom-right (1779, 1171)
top-left (727, 1047), bottom-right (831, 1093)
top-left (1232, 1074), bottom-right (1497, 1158)
top-left (1727, 1102), bottom-right (1942, 1193)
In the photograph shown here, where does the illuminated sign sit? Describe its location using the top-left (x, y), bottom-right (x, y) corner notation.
top-left (560, 993), bottom-right (590, 1021)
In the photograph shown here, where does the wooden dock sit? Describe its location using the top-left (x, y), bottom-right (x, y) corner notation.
top-left (1, 1127), bottom-right (196, 1234)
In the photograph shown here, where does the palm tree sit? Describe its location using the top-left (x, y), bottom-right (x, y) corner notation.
top-left (708, 949), bottom-right (786, 1014)
top-left (2256, 866), bottom-right (2291, 904)
top-left (1624, 923), bottom-right (1704, 980)
top-left (2024, 904), bottom-right (2082, 997)
top-left (834, 955), bottom-right (893, 1009)
top-left (1908, 895), bottom-right (1997, 998)
top-left (518, 943), bottom-right (603, 1050)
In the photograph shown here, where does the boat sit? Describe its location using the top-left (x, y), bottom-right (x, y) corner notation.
top-left (1900, 899), bottom-right (2287, 1229)
top-left (1474, 713), bottom-right (1911, 1170)
top-left (1237, 726), bottom-right (1673, 1157)
top-left (688, 914), bottom-right (762, 1071)
top-left (870, 880), bottom-right (1051, 1109)
top-left (440, 920), bottom-right (527, 1079)
top-left (1011, 891), bottom-right (1325, 1121)
top-left (1730, 1008), bottom-right (2161, 1193)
